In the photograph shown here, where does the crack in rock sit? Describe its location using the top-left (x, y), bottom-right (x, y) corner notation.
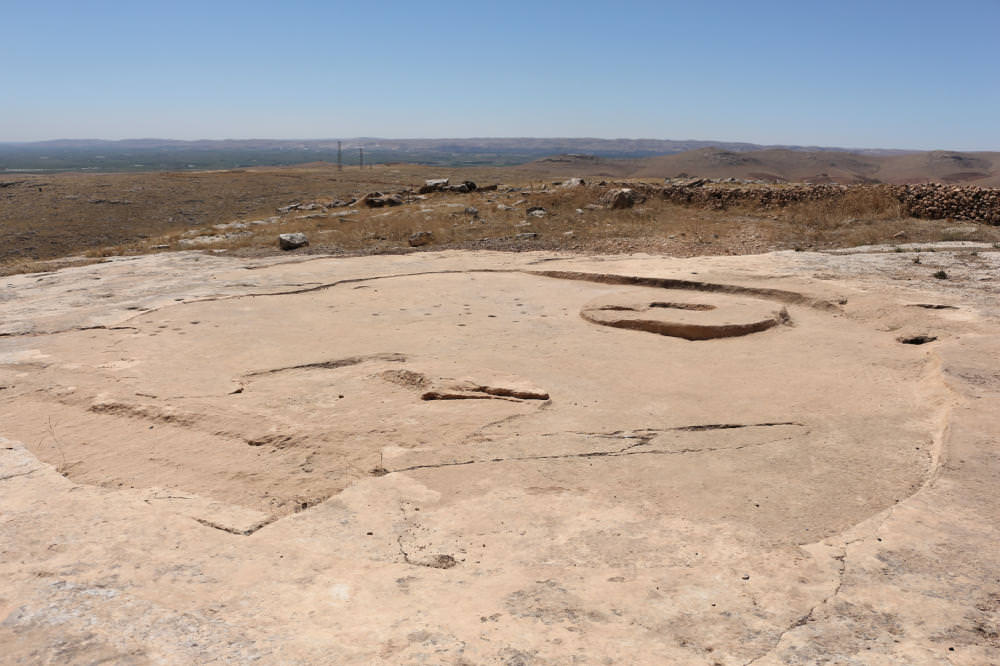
top-left (0, 468), bottom-right (39, 482)
top-left (0, 324), bottom-right (139, 338)
top-left (396, 534), bottom-right (458, 569)
top-left (396, 503), bottom-right (458, 569)
top-left (743, 549), bottom-right (848, 666)
top-left (383, 425), bottom-right (804, 476)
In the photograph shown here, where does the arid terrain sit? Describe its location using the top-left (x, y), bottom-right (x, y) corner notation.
top-left (1, 159), bottom-right (1000, 664)
top-left (3, 158), bottom-right (1000, 277)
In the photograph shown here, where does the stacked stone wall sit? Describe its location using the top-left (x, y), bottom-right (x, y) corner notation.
top-left (628, 182), bottom-right (1000, 224)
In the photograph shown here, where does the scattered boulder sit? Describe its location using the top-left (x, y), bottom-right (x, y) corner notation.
top-left (516, 232), bottom-right (539, 240)
top-left (601, 188), bottom-right (646, 209)
top-left (87, 198), bottom-right (131, 205)
top-left (419, 178), bottom-right (450, 194)
top-left (464, 206), bottom-right (479, 217)
top-left (360, 192), bottom-right (403, 207)
top-left (526, 206), bottom-right (546, 217)
top-left (278, 233), bottom-right (309, 251)
top-left (561, 178), bottom-right (586, 188)
top-left (446, 181), bottom-right (477, 194)
top-left (417, 179), bottom-right (477, 194)
top-left (408, 231), bottom-right (434, 247)
top-left (672, 177), bottom-right (708, 188)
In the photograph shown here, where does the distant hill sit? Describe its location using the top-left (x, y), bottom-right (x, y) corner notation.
top-left (2, 139), bottom-right (995, 184)
top-left (527, 148), bottom-right (1000, 187)
top-left (0, 137), bottom-right (913, 174)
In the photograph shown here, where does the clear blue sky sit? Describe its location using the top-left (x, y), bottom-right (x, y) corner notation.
top-left (3, 0), bottom-right (998, 150)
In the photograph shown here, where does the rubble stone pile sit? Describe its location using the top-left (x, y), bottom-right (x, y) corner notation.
top-left (894, 183), bottom-right (1000, 224)
top-left (630, 181), bottom-right (1000, 224)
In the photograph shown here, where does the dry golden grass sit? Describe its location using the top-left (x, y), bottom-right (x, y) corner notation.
top-left (782, 187), bottom-right (905, 228)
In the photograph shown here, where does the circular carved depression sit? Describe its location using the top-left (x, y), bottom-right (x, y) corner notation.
top-left (580, 290), bottom-right (789, 340)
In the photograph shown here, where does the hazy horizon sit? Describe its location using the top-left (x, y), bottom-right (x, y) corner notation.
top-left (0, 136), bottom-right (970, 154)
top-left (4, 1), bottom-right (999, 151)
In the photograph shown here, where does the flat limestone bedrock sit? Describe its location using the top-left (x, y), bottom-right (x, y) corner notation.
top-left (0, 268), bottom-right (927, 537)
top-left (0, 249), bottom-right (997, 664)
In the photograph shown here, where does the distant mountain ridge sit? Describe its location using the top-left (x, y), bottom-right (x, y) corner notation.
top-left (0, 137), bottom-right (916, 155)
top-left (0, 137), bottom-right (918, 174)
top-left (3, 139), bottom-right (996, 185)
top-left (520, 147), bottom-right (1000, 187)
top-left (628, 148), bottom-right (1000, 186)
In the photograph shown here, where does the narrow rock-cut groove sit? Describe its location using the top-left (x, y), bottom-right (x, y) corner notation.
top-left (9, 268), bottom-right (836, 339)
top-left (244, 352), bottom-right (407, 377)
top-left (528, 270), bottom-right (840, 311)
top-left (908, 304), bottom-right (958, 310)
top-left (189, 269), bottom-right (518, 301)
top-left (421, 385), bottom-right (550, 401)
top-left (95, 268), bottom-right (835, 335)
top-left (180, 268), bottom-right (832, 312)
top-left (470, 386), bottom-right (550, 400)
top-left (420, 392), bottom-right (514, 402)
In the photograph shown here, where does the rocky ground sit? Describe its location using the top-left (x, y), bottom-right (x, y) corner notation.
top-left (5, 166), bottom-right (1000, 278)
top-left (1, 245), bottom-right (998, 664)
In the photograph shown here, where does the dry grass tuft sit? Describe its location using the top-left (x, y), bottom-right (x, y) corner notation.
top-left (783, 187), bottom-right (905, 228)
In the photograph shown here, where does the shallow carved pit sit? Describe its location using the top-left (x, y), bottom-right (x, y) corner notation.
top-left (580, 290), bottom-right (789, 340)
